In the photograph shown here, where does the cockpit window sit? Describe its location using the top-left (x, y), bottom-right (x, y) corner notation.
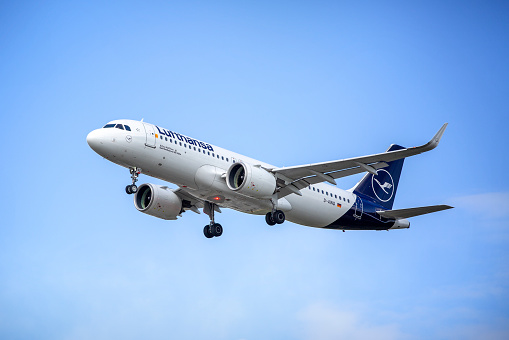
top-left (103, 124), bottom-right (115, 128)
top-left (124, 125), bottom-right (131, 131)
top-left (115, 124), bottom-right (124, 130)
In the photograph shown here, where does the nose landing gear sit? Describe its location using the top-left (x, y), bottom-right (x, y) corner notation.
top-left (125, 167), bottom-right (142, 194)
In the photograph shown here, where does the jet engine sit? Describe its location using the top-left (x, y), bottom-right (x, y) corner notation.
top-left (134, 183), bottom-right (182, 220)
top-left (226, 162), bottom-right (276, 198)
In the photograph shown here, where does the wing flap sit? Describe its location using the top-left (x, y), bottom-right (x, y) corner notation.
top-left (173, 187), bottom-right (205, 214)
top-left (377, 205), bottom-right (453, 219)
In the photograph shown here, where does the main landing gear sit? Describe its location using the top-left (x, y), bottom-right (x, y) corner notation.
top-left (265, 210), bottom-right (285, 226)
top-left (203, 201), bottom-right (223, 238)
top-left (125, 167), bottom-right (142, 195)
top-left (265, 197), bottom-right (285, 226)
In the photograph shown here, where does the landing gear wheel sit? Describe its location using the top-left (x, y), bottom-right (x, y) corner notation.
top-left (125, 184), bottom-right (138, 195)
top-left (265, 212), bottom-right (276, 226)
top-left (203, 226), bottom-right (213, 238)
top-left (211, 223), bottom-right (223, 237)
top-left (274, 210), bottom-right (285, 224)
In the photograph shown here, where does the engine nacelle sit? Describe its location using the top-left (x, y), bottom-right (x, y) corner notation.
top-left (134, 183), bottom-right (182, 220)
top-left (226, 162), bottom-right (276, 198)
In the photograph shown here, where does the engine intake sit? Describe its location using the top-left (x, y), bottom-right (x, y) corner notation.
top-left (134, 183), bottom-right (182, 220)
top-left (226, 162), bottom-right (276, 198)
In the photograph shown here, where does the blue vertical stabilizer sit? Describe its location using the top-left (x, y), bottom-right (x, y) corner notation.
top-left (352, 144), bottom-right (405, 210)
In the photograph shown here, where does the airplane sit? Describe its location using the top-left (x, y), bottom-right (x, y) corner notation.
top-left (86, 120), bottom-right (453, 238)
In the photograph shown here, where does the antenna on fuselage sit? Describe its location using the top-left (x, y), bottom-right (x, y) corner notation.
top-left (141, 118), bottom-right (144, 122)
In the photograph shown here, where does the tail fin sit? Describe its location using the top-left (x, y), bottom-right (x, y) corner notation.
top-left (352, 144), bottom-right (405, 210)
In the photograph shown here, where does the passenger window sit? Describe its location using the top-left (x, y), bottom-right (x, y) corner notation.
top-left (217, 155), bottom-right (219, 159)
top-left (194, 147), bottom-right (196, 151)
top-left (103, 124), bottom-right (115, 128)
top-left (348, 199), bottom-right (350, 203)
top-left (203, 150), bottom-right (205, 154)
top-left (179, 142), bottom-right (182, 146)
top-left (335, 195), bottom-right (337, 199)
top-left (160, 136), bottom-right (163, 139)
top-left (321, 190), bottom-right (324, 194)
top-left (313, 187), bottom-right (315, 191)
top-left (189, 145), bottom-right (191, 149)
top-left (115, 124), bottom-right (124, 130)
top-left (222, 156), bottom-right (224, 160)
top-left (343, 198), bottom-right (346, 201)
top-left (124, 125), bottom-right (131, 131)
top-left (226, 158), bottom-right (229, 162)
top-left (165, 137), bottom-right (168, 141)
top-left (208, 152), bottom-right (210, 155)
top-left (184, 144), bottom-right (186, 147)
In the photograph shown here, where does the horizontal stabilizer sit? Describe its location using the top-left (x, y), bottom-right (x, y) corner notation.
top-left (377, 205), bottom-right (453, 219)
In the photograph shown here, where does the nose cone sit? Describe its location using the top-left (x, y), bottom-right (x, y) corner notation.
top-left (87, 129), bottom-right (103, 153)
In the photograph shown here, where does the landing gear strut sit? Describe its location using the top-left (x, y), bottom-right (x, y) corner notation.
top-left (203, 201), bottom-right (223, 238)
top-left (125, 167), bottom-right (142, 194)
top-left (265, 196), bottom-right (285, 226)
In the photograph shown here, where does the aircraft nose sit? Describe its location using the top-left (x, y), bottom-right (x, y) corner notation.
top-left (86, 129), bottom-right (103, 152)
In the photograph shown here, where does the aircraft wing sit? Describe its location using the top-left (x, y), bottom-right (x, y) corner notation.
top-left (376, 205), bottom-right (453, 219)
top-left (270, 123), bottom-right (448, 198)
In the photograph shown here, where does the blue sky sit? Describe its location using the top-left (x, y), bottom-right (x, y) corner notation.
top-left (1, 1), bottom-right (509, 339)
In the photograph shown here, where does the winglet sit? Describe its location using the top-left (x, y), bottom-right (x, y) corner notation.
top-left (422, 123), bottom-right (448, 152)
top-left (433, 123), bottom-right (448, 145)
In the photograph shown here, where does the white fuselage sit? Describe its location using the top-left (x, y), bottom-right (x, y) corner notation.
top-left (87, 119), bottom-right (356, 228)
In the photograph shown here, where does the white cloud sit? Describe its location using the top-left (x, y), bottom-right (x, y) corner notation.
top-left (451, 192), bottom-right (509, 219)
top-left (297, 302), bottom-right (406, 340)
top-left (449, 192), bottom-right (509, 241)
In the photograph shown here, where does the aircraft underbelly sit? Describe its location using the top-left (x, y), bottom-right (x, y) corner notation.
top-left (131, 146), bottom-right (357, 227)
top-left (285, 193), bottom-right (354, 228)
